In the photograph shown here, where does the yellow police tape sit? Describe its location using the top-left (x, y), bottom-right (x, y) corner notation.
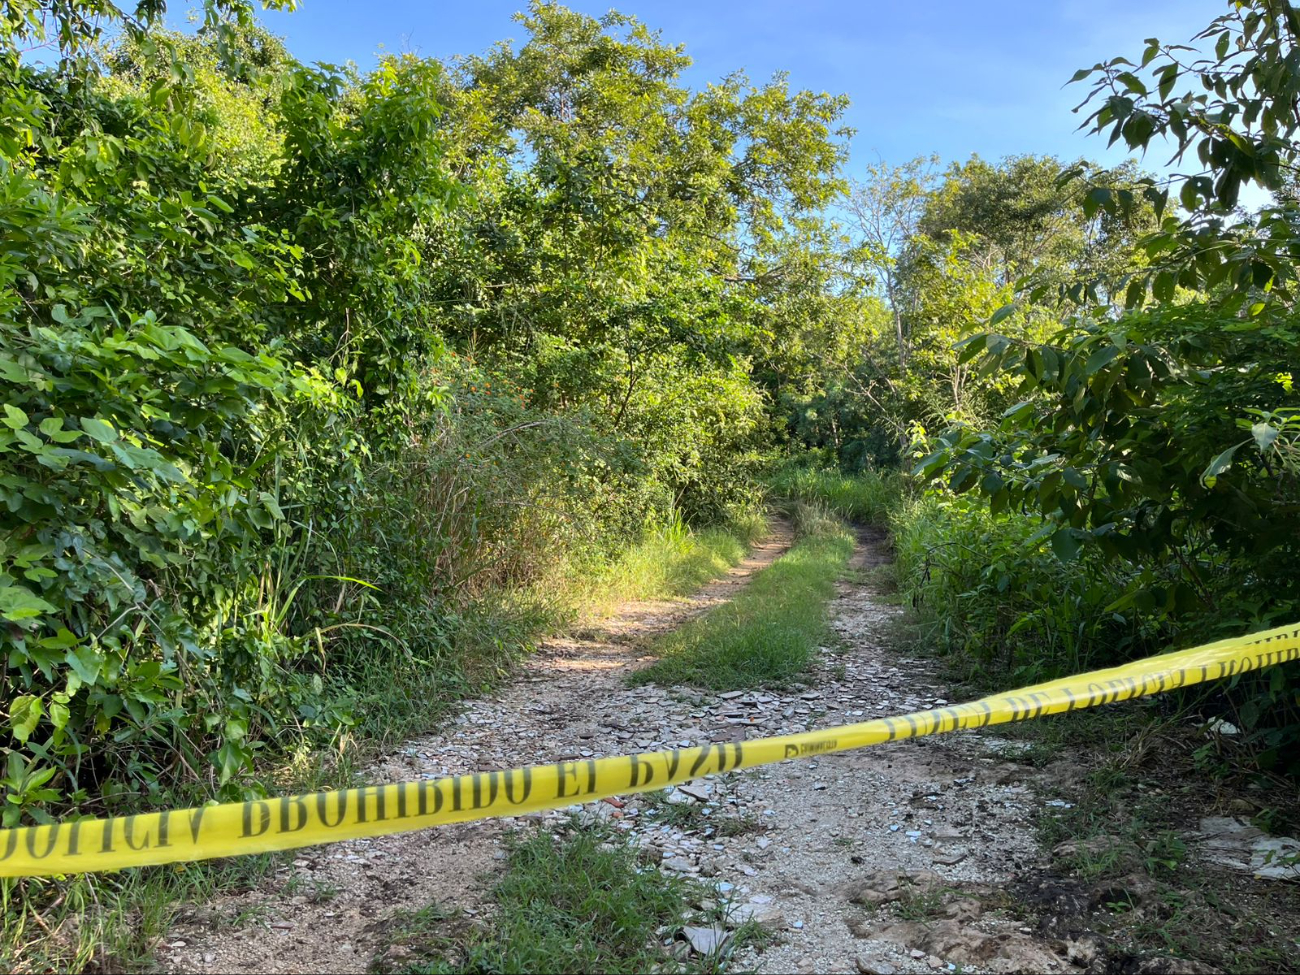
top-left (2, 621), bottom-right (1298, 878)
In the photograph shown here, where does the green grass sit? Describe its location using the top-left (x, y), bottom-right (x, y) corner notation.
top-left (1, 851), bottom-right (283, 974)
top-left (373, 824), bottom-right (754, 975)
top-left (571, 508), bottom-right (767, 618)
top-left (767, 462), bottom-right (905, 524)
top-left (630, 506), bottom-right (854, 690)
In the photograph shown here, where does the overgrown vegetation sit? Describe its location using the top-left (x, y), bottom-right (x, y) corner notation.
top-left (0, 0), bottom-right (848, 822)
top-left (780, 2), bottom-right (1300, 776)
top-left (4, 0), bottom-right (1300, 969)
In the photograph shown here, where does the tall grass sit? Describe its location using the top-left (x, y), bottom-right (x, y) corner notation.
top-left (768, 461), bottom-right (906, 524)
top-left (631, 504), bottom-right (854, 689)
top-left (568, 507), bottom-right (768, 618)
top-left (890, 492), bottom-right (1164, 687)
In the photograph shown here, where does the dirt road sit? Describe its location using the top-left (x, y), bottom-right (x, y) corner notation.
top-left (158, 522), bottom-right (1078, 974)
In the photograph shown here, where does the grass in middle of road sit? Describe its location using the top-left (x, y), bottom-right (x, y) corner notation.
top-left (372, 824), bottom-right (756, 975)
top-left (630, 504), bottom-right (854, 690)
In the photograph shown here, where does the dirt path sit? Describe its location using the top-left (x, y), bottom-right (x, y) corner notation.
top-left (158, 522), bottom-right (1075, 975)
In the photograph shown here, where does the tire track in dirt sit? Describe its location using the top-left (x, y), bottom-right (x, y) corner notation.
top-left (158, 521), bottom-right (1079, 975)
top-left (156, 519), bottom-right (798, 974)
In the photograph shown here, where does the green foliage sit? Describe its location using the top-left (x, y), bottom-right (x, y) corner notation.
top-left (891, 494), bottom-right (1164, 685)
top-left (1066, 1), bottom-right (1300, 309)
top-left (917, 155), bottom-right (1155, 294)
top-left (632, 506), bottom-right (853, 689)
top-left (0, 0), bottom-right (859, 835)
top-left (768, 460), bottom-right (906, 525)
top-left (427, 3), bottom-right (850, 523)
top-left (913, 1), bottom-right (1300, 769)
top-left (800, 153), bottom-right (1157, 463)
top-left (918, 308), bottom-right (1299, 624)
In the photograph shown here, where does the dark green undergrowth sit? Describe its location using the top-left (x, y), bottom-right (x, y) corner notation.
top-left (337, 510), bottom-right (769, 761)
top-left (631, 504), bottom-right (853, 690)
top-left (372, 824), bottom-right (756, 975)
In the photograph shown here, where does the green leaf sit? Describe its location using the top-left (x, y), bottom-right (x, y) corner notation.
top-left (64, 646), bottom-right (102, 686)
top-left (49, 702), bottom-right (70, 731)
top-left (2, 404), bottom-right (28, 430)
top-left (1116, 72), bottom-right (1148, 96)
top-left (1051, 528), bottom-right (1082, 562)
top-left (0, 585), bottom-right (56, 622)
top-left (80, 417), bottom-right (117, 443)
top-left (1153, 271), bottom-right (1176, 301)
top-left (1158, 63), bottom-right (1178, 100)
top-left (1201, 443), bottom-right (1241, 484)
top-left (1251, 423), bottom-right (1279, 451)
top-left (38, 417), bottom-right (82, 443)
top-left (1063, 468), bottom-right (1089, 490)
top-left (9, 695), bottom-right (42, 743)
top-left (989, 303), bottom-right (1017, 326)
top-left (1084, 345), bottom-right (1120, 375)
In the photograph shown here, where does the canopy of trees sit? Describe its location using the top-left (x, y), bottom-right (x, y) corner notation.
top-left (1, 0), bottom-right (1297, 828)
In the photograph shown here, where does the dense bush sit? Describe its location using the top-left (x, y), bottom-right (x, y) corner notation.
top-left (0, 1), bottom-right (853, 825)
top-left (891, 494), bottom-right (1164, 683)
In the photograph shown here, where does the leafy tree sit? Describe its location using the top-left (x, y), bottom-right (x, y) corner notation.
top-left (424, 3), bottom-right (852, 519)
top-left (918, 155), bottom-right (1155, 299)
top-left (844, 155), bottom-right (938, 370)
top-left (919, 1), bottom-right (1300, 760)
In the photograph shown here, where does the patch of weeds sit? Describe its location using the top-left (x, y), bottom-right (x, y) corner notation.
top-left (892, 888), bottom-right (954, 922)
top-left (861, 561), bottom-right (900, 595)
top-left (631, 506), bottom-right (854, 690)
top-left (714, 814), bottom-right (764, 838)
top-left (279, 873), bottom-right (341, 905)
top-left (766, 465), bottom-right (906, 525)
top-left (224, 901), bottom-right (274, 931)
top-left (1140, 830), bottom-right (1187, 878)
top-left (986, 705), bottom-right (1158, 769)
top-left (639, 790), bottom-right (710, 831)
top-left (1121, 877), bottom-right (1300, 974)
top-left (378, 823), bottom-right (757, 975)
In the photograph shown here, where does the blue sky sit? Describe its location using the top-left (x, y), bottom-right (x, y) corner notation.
top-left (228, 0), bottom-right (1227, 177)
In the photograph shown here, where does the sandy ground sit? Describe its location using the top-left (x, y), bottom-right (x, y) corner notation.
top-left (156, 522), bottom-right (1083, 975)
